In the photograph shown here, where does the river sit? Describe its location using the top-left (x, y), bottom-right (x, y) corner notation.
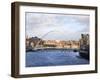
top-left (26, 49), bottom-right (89, 67)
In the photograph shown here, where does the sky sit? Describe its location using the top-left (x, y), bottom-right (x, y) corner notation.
top-left (25, 12), bottom-right (89, 40)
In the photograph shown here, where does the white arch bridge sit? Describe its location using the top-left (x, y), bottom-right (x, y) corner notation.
top-left (27, 30), bottom-right (79, 51)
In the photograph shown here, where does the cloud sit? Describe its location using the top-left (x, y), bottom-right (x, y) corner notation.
top-left (26, 12), bottom-right (89, 40)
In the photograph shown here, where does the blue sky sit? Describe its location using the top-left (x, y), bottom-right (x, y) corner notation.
top-left (26, 12), bottom-right (89, 40)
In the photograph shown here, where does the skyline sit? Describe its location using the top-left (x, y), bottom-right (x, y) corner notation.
top-left (26, 12), bottom-right (89, 40)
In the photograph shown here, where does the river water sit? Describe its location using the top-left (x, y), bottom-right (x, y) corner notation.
top-left (26, 49), bottom-right (89, 67)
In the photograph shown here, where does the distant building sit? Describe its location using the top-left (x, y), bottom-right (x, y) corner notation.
top-left (26, 36), bottom-right (81, 50)
top-left (26, 36), bottom-right (43, 50)
top-left (43, 40), bottom-right (80, 49)
top-left (43, 40), bottom-right (57, 48)
top-left (80, 34), bottom-right (89, 48)
top-left (71, 41), bottom-right (80, 49)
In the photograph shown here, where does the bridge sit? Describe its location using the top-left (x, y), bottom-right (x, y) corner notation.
top-left (26, 30), bottom-right (80, 52)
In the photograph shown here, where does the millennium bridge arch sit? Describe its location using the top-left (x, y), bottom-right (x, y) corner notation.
top-left (34, 30), bottom-right (71, 50)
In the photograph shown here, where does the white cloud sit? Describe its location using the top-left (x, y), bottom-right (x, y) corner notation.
top-left (26, 12), bottom-right (89, 40)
